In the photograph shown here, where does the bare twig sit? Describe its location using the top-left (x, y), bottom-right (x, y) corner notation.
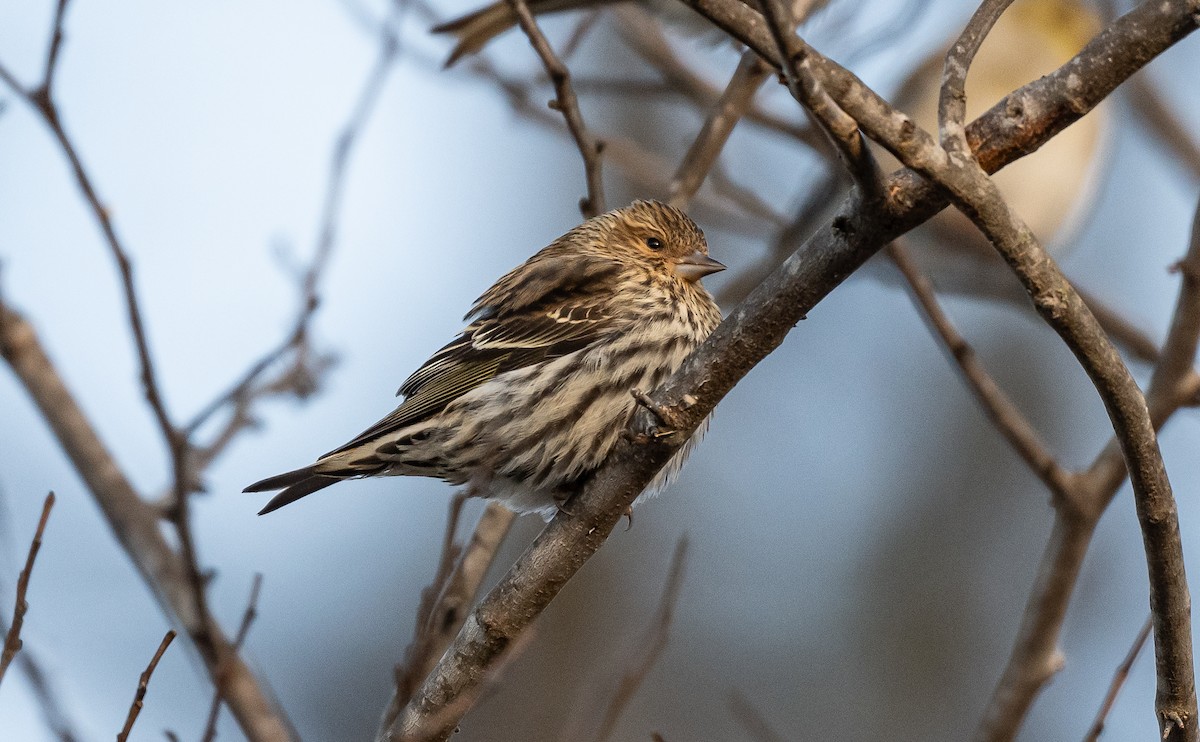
top-left (36, 0), bottom-right (71, 100)
top-left (937, 0), bottom-right (1016, 154)
top-left (0, 492), bottom-right (54, 686)
top-left (1127, 72), bottom-right (1200, 183)
top-left (200, 574), bottom-right (265, 742)
top-left (0, 0), bottom-right (207, 639)
top-left (14, 650), bottom-right (83, 742)
top-left (389, 493), bottom-right (469, 708)
top-left (384, 3), bottom-right (1199, 737)
top-left (792, 29), bottom-right (1196, 739)
top-left (668, 52), bottom-right (771, 210)
top-left (0, 1), bottom-right (407, 737)
top-left (0, 301), bottom-right (296, 741)
top-left (588, 537), bottom-right (689, 742)
top-left (728, 690), bottom-right (789, 742)
top-left (614, 8), bottom-right (820, 148)
top-left (508, 0), bottom-right (606, 217)
top-left (759, 0), bottom-right (880, 196)
top-left (1085, 615), bottom-right (1155, 742)
top-left (886, 241), bottom-right (1075, 500)
top-left (116, 630), bottom-right (176, 742)
top-left (406, 1), bottom-right (774, 236)
top-left (379, 500), bottom-right (516, 737)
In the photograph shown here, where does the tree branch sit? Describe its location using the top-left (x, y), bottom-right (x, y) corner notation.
top-left (508, 0), bottom-right (606, 217)
top-left (886, 241), bottom-right (1075, 499)
top-left (0, 302), bottom-right (296, 741)
top-left (0, 492), bottom-right (54, 687)
top-left (383, 2), bottom-right (1199, 737)
top-left (116, 630), bottom-right (176, 742)
top-left (794, 26), bottom-right (1196, 740)
top-left (667, 51), bottom-right (770, 209)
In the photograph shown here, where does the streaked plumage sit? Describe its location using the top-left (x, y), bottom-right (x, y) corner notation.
top-left (245, 200), bottom-right (724, 519)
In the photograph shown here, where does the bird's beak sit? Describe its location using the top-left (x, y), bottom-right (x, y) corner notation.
top-left (674, 251), bottom-right (726, 282)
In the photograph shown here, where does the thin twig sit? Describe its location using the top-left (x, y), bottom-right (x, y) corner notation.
top-left (390, 493), bottom-right (468, 708)
top-left (614, 7), bottom-right (820, 148)
top-left (385, 2), bottom-right (1200, 738)
top-left (379, 501), bottom-right (516, 738)
top-left (507, 0), bottom-right (605, 217)
top-left (588, 537), bottom-right (689, 742)
top-left (728, 690), bottom-right (789, 742)
top-left (116, 630), bottom-right (176, 742)
top-left (1085, 615), bottom-right (1155, 742)
top-left (1127, 72), bottom-right (1200, 183)
top-left (0, 492), bottom-right (54, 686)
top-left (759, 0), bottom-right (878, 196)
top-left (35, 0), bottom-right (71, 100)
top-left (937, 0), bottom-right (1016, 154)
top-left (200, 574), bottom-right (265, 742)
top-left (15, 650), bottom-right (83, 742)
top-left (0, 1), bottom-right (206, 632)
top-left (668, 52), bottom-right (771, 210)
top-left (0, 300), bottom-right (295, 741)
top-left (886, 241), bottom-right (1075, 500)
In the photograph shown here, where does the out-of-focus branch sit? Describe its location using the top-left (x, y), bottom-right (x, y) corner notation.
top-left (201, 573), bottom-right (265, 742)
top-left (509, 0), bottom-right (606, 217)
top-left (728, 690), bottom-right (789, 742)
top-left (790, 24), bottom-right (1196, 739)
top-left (614, 8), bottom-right (820, 148)
top-left (1085, 615), bottom-right (1155, 742)
top-left (1127, 72), bottom-right (1200, 183)
top-left (15, 650), bottom-right (83, 742)
top-left (668, 52), bottom-right (770, 209)
top-left (0, 301), bottom-right (297, 741)
top-left (0, 492), bottom-right (54, 686)
top-left (585, 537), bottom-right (689, 742)
top-left (886, 241), bottom-right (1075, 499)
top-left (379, 500), bottom-right (516, 736)
top-left (116, 630), bottom-right (176, 742)
top-left (383, 3), bottom-right (1198, 738)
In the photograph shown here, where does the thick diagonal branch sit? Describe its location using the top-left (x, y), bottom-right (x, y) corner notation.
top-left (382, 3), bottom-right (1199, 739)
top-left (0, 303), bottom-right (296, 742)
top-left (790, 20), bottom-right (1196, 740)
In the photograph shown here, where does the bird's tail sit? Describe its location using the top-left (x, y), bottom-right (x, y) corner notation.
top-left (244, 466), bottom-right (342, 515)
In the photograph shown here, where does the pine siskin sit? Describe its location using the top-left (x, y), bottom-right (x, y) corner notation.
top-left (245, 200), bottom-right (725, 519)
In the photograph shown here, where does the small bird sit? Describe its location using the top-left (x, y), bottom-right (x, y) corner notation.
top-left (245, 201), bottom-right (725, 519)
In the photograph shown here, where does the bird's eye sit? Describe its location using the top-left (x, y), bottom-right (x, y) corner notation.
top-left (645, 237), bottom-right (664, 251)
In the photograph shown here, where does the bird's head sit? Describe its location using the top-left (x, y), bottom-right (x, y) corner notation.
top-left (602, 200), bottom-right (725, 283)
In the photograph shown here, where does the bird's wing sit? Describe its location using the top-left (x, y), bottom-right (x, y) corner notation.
top-left (322, 301), bottom-right (616, 457)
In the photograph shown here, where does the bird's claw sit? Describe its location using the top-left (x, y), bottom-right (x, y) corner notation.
top-left (631, 388), bottom-right (682, 439)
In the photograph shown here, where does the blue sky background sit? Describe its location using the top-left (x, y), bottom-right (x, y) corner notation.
top-left (2, 0), bottom-right (1199, 740)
